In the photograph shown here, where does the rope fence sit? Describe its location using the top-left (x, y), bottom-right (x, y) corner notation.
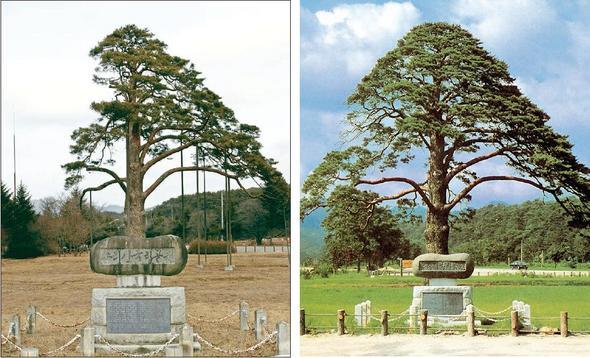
top-left (2, 301), bottom-right (290, 357)
top-left (194, 330), bottom-right (277, 355)
top-left (300, 307), bottom-right (590, 337)
top-left (187, 309), bottom-right (239, 323)
top-left (95, 334), bottom-right (179, 357)
top-left (36, 312), bottom-right (90, 328)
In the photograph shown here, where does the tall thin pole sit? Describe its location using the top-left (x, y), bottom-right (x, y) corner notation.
top-left (228, 174), bottom-right (233, 266)
top-left (180, 138), bottom-right (185, 243)
top-left (13, 113), bottom-right (16, 198)
top-left (203, 152), bottom-right (208, 263)
top-left (90, 191), bottom-right (94, 247)
top-left (196, 145), bottom-right (201, 265)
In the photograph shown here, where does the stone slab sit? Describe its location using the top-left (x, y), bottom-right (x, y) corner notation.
top-left (412, 286), bottom-right (472, 314)
top-left (412, 253), bottom-right (474, 279)
top-left (106, 298), bottom-right (171, 334)
top-left (90, 235), bottom-right (187, 276)
top-left (91, 287), bottom-right (185, 345)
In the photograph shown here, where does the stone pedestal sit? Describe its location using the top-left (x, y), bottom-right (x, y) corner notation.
top-left (408, 253), bottom-right (474, 326)
top-left (89, 235), bottom-right (190, 354)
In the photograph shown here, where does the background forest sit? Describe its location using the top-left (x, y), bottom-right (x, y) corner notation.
top-left (301, 199), bottom-right (590, 269)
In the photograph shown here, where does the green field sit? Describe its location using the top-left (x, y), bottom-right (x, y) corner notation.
top-left (301, 272), bottom-right (590, 334)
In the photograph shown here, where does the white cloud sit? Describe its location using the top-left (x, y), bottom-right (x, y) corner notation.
top-left (515, 22), bottom-right (590, 129)
top-left (302, 2), bottom-right (421, 80)
top-left (452, 0), bottom-right (556, 51)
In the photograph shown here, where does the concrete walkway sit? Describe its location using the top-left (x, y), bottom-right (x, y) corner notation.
top-left (301, 334), bottom-right (590, 356)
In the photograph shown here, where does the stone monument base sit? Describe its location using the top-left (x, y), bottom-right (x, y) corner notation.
top-left (91, 286), bottom-right (186, 346)
top-left (409, 285), bottom-right (472, 326)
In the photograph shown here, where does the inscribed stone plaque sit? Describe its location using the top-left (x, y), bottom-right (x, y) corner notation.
top-left (422, 292), bottom-right (463, 316)
top-left (106, 298), bottom-right (171, 334)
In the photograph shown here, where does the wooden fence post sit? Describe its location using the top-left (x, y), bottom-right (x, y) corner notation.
top-left (419, 309), bottom-right (428, 335)
top-left (511, 311), bottom-right (519, 337)
top-left (381, 310), bottom-right (389, 336)
top-left (337, 309), bottom-right (346, 335)
top-left (300, 309), bottom-right (306, 335)
top-left (560, 311), bottom-right (568, 338)
top-left (466, 305), bottom-right (475, 337)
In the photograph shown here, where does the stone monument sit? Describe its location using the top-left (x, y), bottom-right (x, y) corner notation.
top-left (88, 234), bottom-right (198, 354)
top-left (409, 253), bottom-right (475, 325)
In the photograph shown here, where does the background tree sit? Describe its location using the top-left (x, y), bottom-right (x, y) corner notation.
top-left (3, 184), bottom-right (45, 258)
top-left (302, 22), bottom-right (589, 254)
top-left (63, 24), bottom-right (275, 239)
top-left (1, 182), bottom-right (14, 254)
top-left (321, 186), bottom-right (410, 272)
top-left (235, 199), bottom-right (269, 243)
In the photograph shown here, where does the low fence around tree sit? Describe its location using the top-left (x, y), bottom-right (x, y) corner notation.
top-left (1, 301), bottom-right (290, 357)
top-left (300, 307), bottom-right (590, 337)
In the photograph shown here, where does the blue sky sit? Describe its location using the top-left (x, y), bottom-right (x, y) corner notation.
top-left (301, 0), bottom-right (590, 207)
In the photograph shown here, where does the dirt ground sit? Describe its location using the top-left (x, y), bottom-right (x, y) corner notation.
top-left (300, 333), bottom-right (590, 356)
top-left (1, 252), bottom-right (290, 357)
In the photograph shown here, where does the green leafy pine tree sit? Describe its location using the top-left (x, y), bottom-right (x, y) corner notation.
top-left (302, 22), bottom-right (589, 254)
top-left (63, 25), bottom-right (279, 238)
top-left (1, 182), bottom-right (14, 253)
top-left (322, 186), bottom-right (409, 272)
top-left (4, 184), bottom-right (45, 258)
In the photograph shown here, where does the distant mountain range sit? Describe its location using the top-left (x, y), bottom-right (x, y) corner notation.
top-left (31, 200), bottom-right (124, 214)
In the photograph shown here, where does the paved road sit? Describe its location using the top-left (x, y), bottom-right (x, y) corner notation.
top-left (301, 334), bottom-right (590, 356)
top-left (473, 268), bottom-right (590, 277)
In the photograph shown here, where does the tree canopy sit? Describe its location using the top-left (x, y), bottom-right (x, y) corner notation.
top-left (321, 186), bottom-right (412, 272)
top-left (302, 22), bottom-right (590, 254)
top-left (63, 24), bottom-right (280, 238)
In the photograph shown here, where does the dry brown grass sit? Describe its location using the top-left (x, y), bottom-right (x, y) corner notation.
top-left (1, 252), bottom-right (290, 357)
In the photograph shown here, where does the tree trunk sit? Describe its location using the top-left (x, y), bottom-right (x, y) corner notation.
top-left (425, 209), bottom-right (449, 254)
top-left (125, 121), bottom-right (146, 239)
top-left (425, 133), bottom-right (450, 254)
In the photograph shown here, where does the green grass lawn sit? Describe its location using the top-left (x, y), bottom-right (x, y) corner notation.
top-left (301, 272), bottom-right (590, 334)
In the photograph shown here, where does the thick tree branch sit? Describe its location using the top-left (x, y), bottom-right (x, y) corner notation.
top-left (368, 187), bottom-right (419, 205)
top-left (79, 179), bottom-right (122, 209)
top-left (143, 165), bottom-right (252, 200)
top-left (142, 138), bottom-right (198, 173)
top-left (445, 175), bottom-right (550, 211)
top-left (86, 166), bottom-right (127, 192)
top-left (446, 148), bottom-right (509, 184)
top-left (356, 177), bottom-right (434, 210)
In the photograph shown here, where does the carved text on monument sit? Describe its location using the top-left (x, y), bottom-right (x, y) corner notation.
top-left (106, 298), bottom-right (171, 334)
top-left (99, 248), bottom-right (176, 265)
top-left (418, 261), bottom-right (466, 272)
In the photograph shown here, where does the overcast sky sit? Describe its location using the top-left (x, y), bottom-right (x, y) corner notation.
top-left (301, 0), bottom-right (590, 208)
top-left (1, 1), bottom-right (290, 209)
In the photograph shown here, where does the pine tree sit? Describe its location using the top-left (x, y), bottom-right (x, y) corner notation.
top-left (1, 182), bottom-right (14, 254)
top-left (302, 23), bottom-right (589, 254)
top-left (4, 184), bottom-right (45, 258)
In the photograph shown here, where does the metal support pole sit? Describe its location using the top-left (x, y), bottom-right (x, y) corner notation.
top-left (203, 153), bottom-right (207, 263)
top-left (195, 145), bottom-right (201, 266)
top-left (89, 191), bottom-right (94, 247)
top-left (180, 138), bottom-right (185, 244)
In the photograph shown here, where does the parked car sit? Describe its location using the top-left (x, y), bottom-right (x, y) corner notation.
top-left (510, 260), bottom-right (528, 270)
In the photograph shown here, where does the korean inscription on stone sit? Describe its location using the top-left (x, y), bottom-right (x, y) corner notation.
top-left (419, 261), bottom-right (466, 272)
top-left (106, 298), bottom-right (171, 334)
top-left (99, 248), bottom-right (176, 265)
